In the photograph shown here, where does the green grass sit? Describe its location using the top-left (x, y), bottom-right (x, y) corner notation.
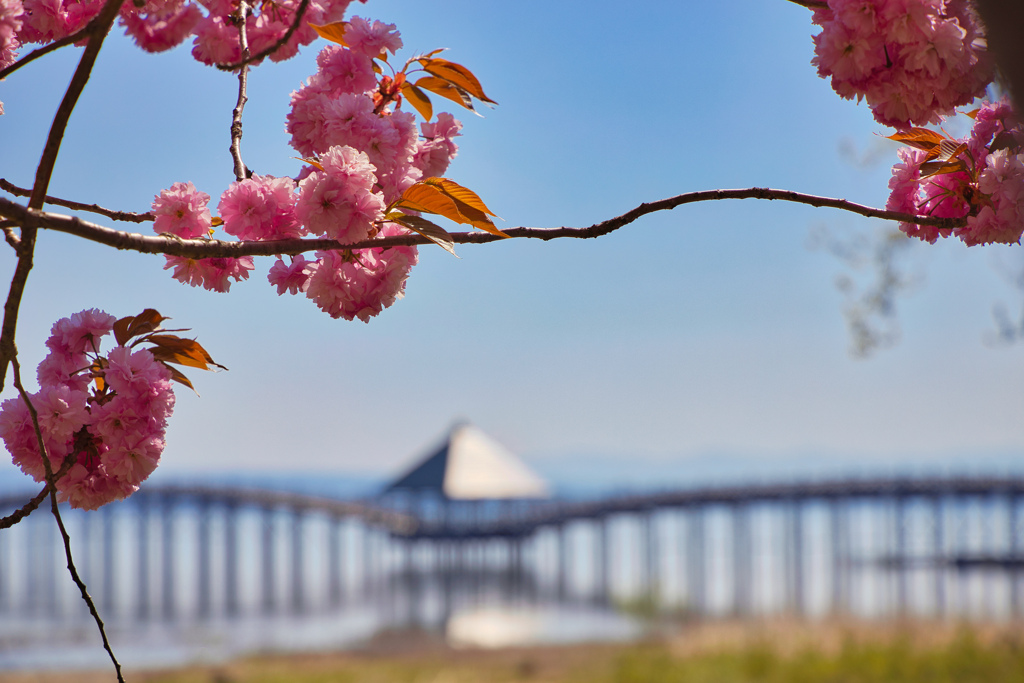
top-left (125, 627), bottom-right (1024, 683)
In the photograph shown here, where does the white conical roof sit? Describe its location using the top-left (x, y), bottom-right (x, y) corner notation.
top-left (385, 424), bottom-right (550, 500)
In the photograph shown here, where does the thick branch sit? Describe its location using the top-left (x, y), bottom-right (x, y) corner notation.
top-left (29, 0), bottom-right (127, 210)
top-left (0, 188), bottom-right (969, 259)
top-left (0, 178), bottom-right (154, 223)
top-left (216, 0), bottom-right (311, 72)
top-left (0, 0), bottom-right (126, 394)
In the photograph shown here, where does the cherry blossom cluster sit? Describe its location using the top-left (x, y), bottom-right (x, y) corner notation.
top-left (810, 0), bottom-right (993, 128)
top-left (0, 310), bottom-right (175, 510)
top-left (0, 0), bottom-right (360, 74)
top-left (153, 18), bottom-right (464, 322)
top-left (887, 99), bottom-right (1024, 245)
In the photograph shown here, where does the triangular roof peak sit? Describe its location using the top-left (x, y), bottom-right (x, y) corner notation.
top-left (384, 423), bottom-right (550, 500)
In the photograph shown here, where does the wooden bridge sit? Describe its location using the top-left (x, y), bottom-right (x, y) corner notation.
top-left (2, 473), bottom-right (1023, 628)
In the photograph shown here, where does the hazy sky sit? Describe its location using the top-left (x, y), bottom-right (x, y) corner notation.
top-left (1, 1), bottom-right (1022, 483)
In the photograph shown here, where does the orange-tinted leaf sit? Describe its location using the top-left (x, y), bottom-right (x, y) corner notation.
top-left (920, 158), bottom-right (968, 178)
top-left (396, 183), bottom-right (464, 222)
top-left (887, 128), bottom-right (946, 153)
top-left (211, 216), bottom-right (224, 227)
top-left (90, 358), bottom-right (106, 393)
top-left (423, 177), bottom-right (499, 217)
top-left (113, 309), bottom-right (167, 347)
top-left (400, 82), bottom-right (433, 121)
top-left (392, 215), bottom-right (458, 257)
top-left (165, 365), bottom-right (197, 394)
top-left (309, 21), bottom-right (348, 46)
top-left (397, 180), bottom-right (507, 237)
top-left (935, 139), bottom-right (966, 160)
top-left (146, 335), bottom-right (226, 371)
top-left (293, 156), bottom-right (324, 172)
top-left (418, 58), bottom-right (496, 104)
top-left (414, 76), bottom-right (475, 111)
top-left (964, 108), bottom-right (981, 120)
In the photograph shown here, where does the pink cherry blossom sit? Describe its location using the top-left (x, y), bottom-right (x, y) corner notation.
top-left (268, 254), bottom-right (313, 295)
top-left (304, 223), bottom-right (417, 321)
top-left (163, 255), bottom-right (255, 292)
top-left (152, 181), bottom-right (212, 238)
top-left (413, 112), bottom-right (462, 180)
top-left (219, 174), bottom-right (301, 241)
top-left (120, 0), bottom-right (201, 53)
top-left (342, 16), bottom-right (402, 58)
top-left (811, 0), bottom-right (993, 128)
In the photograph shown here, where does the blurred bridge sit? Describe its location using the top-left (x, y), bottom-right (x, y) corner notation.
top-left (2, 472), bottom-right (1024, 629)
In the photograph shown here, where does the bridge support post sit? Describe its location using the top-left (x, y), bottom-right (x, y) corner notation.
top-left (644, 511), bottom-right (659, 610)
top-left (733, 503), bottom-right (750, 617)
top-left (933, 496), bottom-right (946, 618)
top-left (595, 517), bottom-right (609, 606)
top-left (830, 498), bottom-right (848, 616)
top-left (161, 496), bottom-right (175, 620)
top-left (136, 495), bottom-right (149, 621)
top-left (224, 502), bottom-right (239, 618)
top-left (291, 509), bottom-right (305, 614)
top-left (261, 505), bottom-right (275, 614)
top-left (687, 506), bottom-right (706, 617)
top-left (895, 495), bottom-right (909, 617)
top-left (102, 504), bottom-right (115, 617)
top-left (787, 501), bottom-right (804, 616)
top-left (1011, 494), bottom-right (1022, 619)
top-left (559, 523), bottom-right (572, 603)
top-left (197, 499), bottom-right (212, 619)
top-left (328, 515), bottom-right (344, 607)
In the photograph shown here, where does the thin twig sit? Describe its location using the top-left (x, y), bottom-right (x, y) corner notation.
top-left (0, 0), bottom-right (126, 394)
top-left (0, 178), bottom-right (154, 223)
top-left (1, 224), bottom-right (19, 249)
top-left (0, 454), bottom-right (78, 530)
top-left (0, 188), bottom-right (969, 259)
top-left (0, 24), bottom-right (92, 81)
top-left (229, 0), bottom-right (252, 181)
top-left (10, 357), bottom-right (124, 683)
top-left (217, 0), bottom-right (312, 72)
top-left (785, 0), bottom-right (828, 8)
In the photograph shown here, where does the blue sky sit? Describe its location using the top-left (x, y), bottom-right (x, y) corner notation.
top-left (1, 0), bottom-right (1022, 484)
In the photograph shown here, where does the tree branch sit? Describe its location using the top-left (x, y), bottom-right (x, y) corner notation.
top-left (0, 178), bottom-right (154, 223)
top-left (785, 0), bottom-right (829, 8)
top-left (0, 188), bottom-right (969, 259)
top-left (0, 0), bottom-right (127, 394)
top-left (229, 0), bottom-right (252, 181)
top-left (29, 0), bottom-right (127, 210)
top-left (0, 454), bottom-right (78, 530)
top-left (0, 24), bottom-right (93, 81)
top-left (216, 0), bottom-right (311, 72)
top-left (10, 357), bottom-right (124, 683)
